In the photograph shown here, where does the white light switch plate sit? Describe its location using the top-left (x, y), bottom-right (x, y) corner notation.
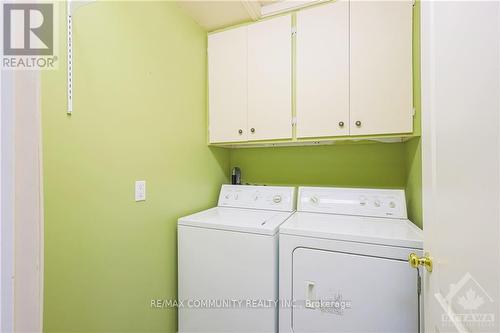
top-left (135, 180), bottom-right (146, 201)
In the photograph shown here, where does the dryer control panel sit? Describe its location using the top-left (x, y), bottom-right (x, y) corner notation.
top-left (218, 185), bottom-right (296, 212)
top-left (298, 187), bottom-right (407, 219)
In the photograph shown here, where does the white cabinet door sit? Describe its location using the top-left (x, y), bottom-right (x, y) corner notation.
top-left (350, 0), bottom-right (413, 136)
top-left (296, 1), bottom-right (349, 138)
top-left (208, 27), bottom-right (248, 143)
top-left (247, 16), bottom-right (292, 141)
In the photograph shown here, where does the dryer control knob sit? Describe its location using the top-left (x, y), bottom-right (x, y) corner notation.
top-left (273, 195), bottom-right (282, 203)
top-left (389, 201), bottom-right (396, 208)
top-left (374, 200), bottom-right (381, 207)
top-left (310, 196), bottom-right (319, 205)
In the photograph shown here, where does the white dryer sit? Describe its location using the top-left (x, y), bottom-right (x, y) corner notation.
top-left (178, 184), bottom-right (296, 333)
top-left (279, 187), bottom-right (423, 333)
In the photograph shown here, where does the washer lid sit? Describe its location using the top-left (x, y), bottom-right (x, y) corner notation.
top-left (280, 212), bottom-right (423, 249)
top-left (178, 207), bottom-right (294, 236)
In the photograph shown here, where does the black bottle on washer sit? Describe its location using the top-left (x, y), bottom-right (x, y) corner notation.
top-left (231, 167), bottom-right (241, 185)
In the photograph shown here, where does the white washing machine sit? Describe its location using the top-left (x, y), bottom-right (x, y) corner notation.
top-left (178, 184), bottom-right (296, 333)
top-left (279, 187), bottom-right (423, 333)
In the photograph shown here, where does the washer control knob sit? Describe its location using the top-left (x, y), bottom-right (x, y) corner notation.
top-left (310, 196), bottom-right (319, 205)
top-left (273, 195), bottom-right (282, 203)
top-left (374, 200), bottom-right (381, 207)
top-left (389, 201), bottom-right (396, 209)
top-left (225, 194), bottom-right (230, 199)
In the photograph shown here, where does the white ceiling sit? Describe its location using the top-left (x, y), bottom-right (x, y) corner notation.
top-left (176, 0), bottom-right (280, 31)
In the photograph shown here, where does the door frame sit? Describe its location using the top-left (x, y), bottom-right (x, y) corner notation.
top-left (1, 68), bottom-right (15, 333)
top-left (0, 68), bottom-right (44, 333)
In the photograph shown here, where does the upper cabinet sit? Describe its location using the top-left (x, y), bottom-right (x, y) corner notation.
top-left (208, 16), bottom-right (292, 144)
top-left (248, 16), bottom-right (292, 141)
top-left (350, 0), bottom-right (413, 136)
top-left (208, 0), bottom-right (414, 145)
top-left (296, 1), bottom-right (349, 138)
top-left (208, 26), bottom-right (248, 143)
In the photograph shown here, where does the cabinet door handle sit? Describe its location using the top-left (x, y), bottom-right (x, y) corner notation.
top-left (238, 129), bottom-right (243, 134)
top-left (250, 128), bottom-right (255, 133)
top-left (338, 121), bottom-right (344, 127)
top-left (355, 121), bottom-right (362, 127)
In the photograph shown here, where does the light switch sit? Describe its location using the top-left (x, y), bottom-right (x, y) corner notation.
top-left (135, 180), bottom-right (146, 201)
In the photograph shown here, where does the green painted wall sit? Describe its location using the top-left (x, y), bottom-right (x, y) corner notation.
top-left (403, 0), bottom-right (423, 228)
top-left (229, 141), bottom-right (422, 227)
top-left (42, 2), bottom-right (228, 332)
top-left (404, 138), bottom-right (423, 228)
top-left (230, 143), bottom-right (406, 188)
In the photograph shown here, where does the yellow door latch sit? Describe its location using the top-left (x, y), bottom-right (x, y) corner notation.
top-left (408, 253), bottom-right (433, 272)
